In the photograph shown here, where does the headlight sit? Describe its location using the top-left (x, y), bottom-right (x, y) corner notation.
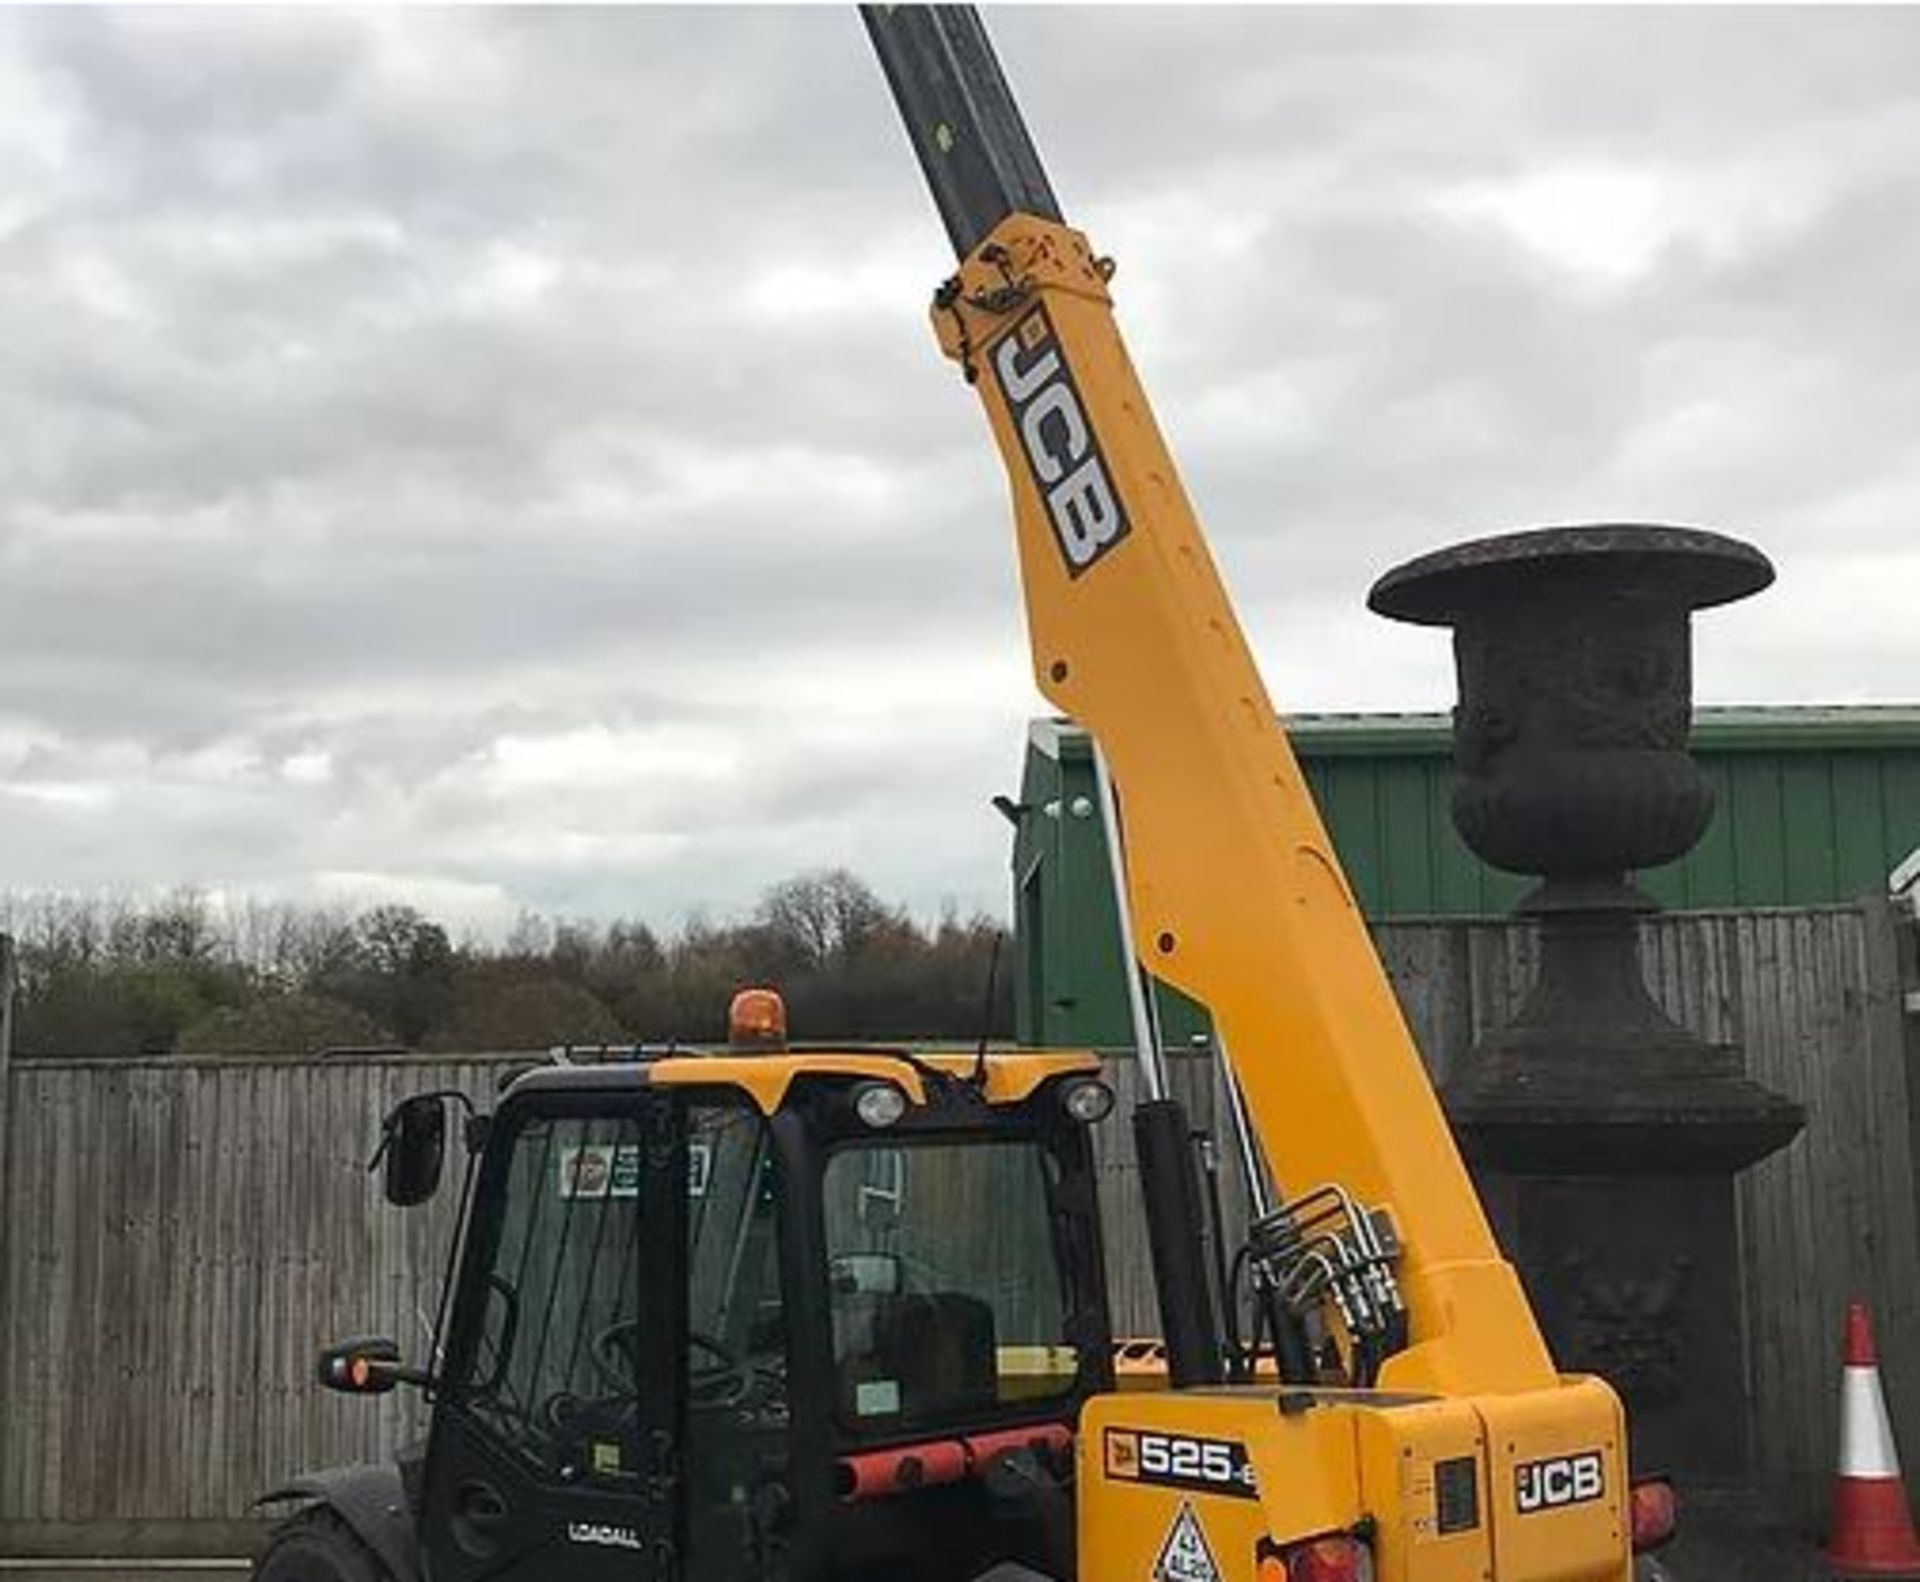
top-left (1060, 1077), bottom-right (1116, 1124)
top-left (852, 1080), bottom-right (909, 1129)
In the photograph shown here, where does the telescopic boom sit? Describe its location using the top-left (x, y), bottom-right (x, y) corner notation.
top-left (862, 0), bottom-right (1552, 1402)
top-left (865, 12), bottom-right (1642, 1577)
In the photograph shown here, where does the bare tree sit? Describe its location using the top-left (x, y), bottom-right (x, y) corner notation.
top-left (757, 869), bottom-right (902, 971)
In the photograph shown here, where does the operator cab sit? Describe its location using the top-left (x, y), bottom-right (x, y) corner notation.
top-left (311, 995), bottom-right (1114, 1582)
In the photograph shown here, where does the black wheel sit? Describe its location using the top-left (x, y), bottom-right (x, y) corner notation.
top-left (253, 1506), bottom-right (392, 1582)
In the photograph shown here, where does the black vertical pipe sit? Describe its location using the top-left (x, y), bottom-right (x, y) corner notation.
top-left (1133, 1098), bottom-right (1224, 1387)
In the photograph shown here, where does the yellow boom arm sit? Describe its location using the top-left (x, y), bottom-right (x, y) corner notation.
top-left (932, 213), bottom-right (1553, 1398)
top-left (865, 9), bottom-right (1638, 1576)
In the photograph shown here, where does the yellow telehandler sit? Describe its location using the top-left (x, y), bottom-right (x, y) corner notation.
top-left (252, 11), bottom-right (1670, 1581)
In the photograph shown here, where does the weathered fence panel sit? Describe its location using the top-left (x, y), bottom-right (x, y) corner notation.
top-left (0, 903), bottom-right (1913, 1552)
top-left (1722, 904), bottom-right (1920, 1527)
top-left (0, 1053), bottom-right (519, 1555)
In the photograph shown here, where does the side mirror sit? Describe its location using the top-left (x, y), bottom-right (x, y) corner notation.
top-left (317, 1335), bottom-right (419, 1395)
top-left (378, 1094), bottom-right (447, 1207)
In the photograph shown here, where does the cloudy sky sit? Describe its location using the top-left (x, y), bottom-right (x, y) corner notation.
top-left (2, 5), bottom-right (1917, 936)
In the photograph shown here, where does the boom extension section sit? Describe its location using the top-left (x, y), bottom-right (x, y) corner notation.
top-left (861, 5), bottom-right (1061, 257)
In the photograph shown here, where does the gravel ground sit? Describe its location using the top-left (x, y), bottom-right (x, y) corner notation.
top-left (0, 1570), bottom-right (246, 1582)
top-left (1646, 1518), bottom-right (1831, 1582)
top-left (0, 1549), bottom-right (1836, 1582)
top-left (0, 1558), bottom-right (1838, 1581)
top-left (0, 1508), bottom-right (1838, 1582)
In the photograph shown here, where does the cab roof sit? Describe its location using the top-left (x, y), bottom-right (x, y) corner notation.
top-left (652, 1046), bottom-right (1099, 1114)
top-left (509, 1046), bottom-right (1101, 1116)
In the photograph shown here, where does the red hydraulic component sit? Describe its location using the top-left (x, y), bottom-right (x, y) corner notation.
top-left (836, 1438), bottom-right (970, 1500)
top-left (963, 1422), bottom-right (1072, 1467)
top-left (834, 1423), bottom-right (1073, 1502)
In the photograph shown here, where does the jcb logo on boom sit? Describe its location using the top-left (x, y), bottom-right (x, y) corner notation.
top-left (1515, 1451), bottom-right (1606, 1514)
top-left (991, 309), bottom-right (1130, 576)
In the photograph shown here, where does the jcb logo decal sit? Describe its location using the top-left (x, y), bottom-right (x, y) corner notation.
top-left (992, 309), bottom-right (1130, 576)
top-left (1515, 1451), bottom-right (1605, 1513)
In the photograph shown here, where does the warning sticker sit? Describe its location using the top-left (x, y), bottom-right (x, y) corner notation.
top-left (1153, 1502), bottom-right (1221, 1582)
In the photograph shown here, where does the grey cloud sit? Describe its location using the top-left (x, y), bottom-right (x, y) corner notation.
top-left (2, 6), bottom-right (1915, 930)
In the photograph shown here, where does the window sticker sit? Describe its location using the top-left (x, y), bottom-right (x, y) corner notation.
top-left (559, 1144), bottom-right (642, 1199)
top-left (559, 1144), bottom-right (614, 1199)
top-left (854, 1378), bottom-right (901, 1417)
top-left (558, 1141), bottom-right (719, 1199)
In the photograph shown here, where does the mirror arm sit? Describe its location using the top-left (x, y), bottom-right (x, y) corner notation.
top-left (360, 1357), bottom-right (434, 1391)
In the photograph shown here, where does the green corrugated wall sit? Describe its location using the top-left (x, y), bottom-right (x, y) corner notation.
top-left (1013, 707), bottom-right (1920, 1047)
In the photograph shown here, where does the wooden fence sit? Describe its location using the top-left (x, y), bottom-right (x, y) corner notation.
top-left (0, 903), bottom-right (1914, 1553)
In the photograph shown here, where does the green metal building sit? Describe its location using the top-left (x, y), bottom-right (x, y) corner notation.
top-left (1011, 706), bottom-right (1920, 1047)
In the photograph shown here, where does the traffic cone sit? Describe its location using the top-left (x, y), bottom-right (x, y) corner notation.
top-left (1826, 1301), bottom-right (1920, 1578)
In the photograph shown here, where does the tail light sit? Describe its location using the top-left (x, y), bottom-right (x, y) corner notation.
top-left (1630, 1477), bottom-right (1679, 1552)
top-left (1261, 1536), bottom-right (1374, 1582)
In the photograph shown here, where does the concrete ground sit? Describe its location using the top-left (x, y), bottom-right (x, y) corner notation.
top-left (0, 1541), bottom-right (1846, 1582)
top-left (1643, 1484), bottom-right (1837, 1582)
top-left (0, 1507), bottom-right (1841, 1582)
top-left (1649, 1531), bottom-right (1831, 1581)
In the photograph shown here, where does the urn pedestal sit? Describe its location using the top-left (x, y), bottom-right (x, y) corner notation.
top-left (1369, 524), bottom-right (1804, 1484)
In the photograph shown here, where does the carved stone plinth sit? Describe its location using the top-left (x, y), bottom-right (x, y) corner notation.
top-left (1475, 1174), bottom-right (1744, 1479)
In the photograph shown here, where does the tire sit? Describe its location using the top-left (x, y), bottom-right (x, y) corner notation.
top-left (254, 1505), bottom-right (393, 1582)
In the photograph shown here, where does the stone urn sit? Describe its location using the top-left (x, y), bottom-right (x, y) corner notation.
top-left (1369, 524), bottom-right (1806, 1486)
top-left (1367, 524), bottom-right (1803, 1175)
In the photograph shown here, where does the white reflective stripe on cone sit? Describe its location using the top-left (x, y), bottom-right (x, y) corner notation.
top-left (1841, 1365), bottom-right (1904, 1479)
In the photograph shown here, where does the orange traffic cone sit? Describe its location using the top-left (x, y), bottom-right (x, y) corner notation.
top-left (1827, 1301), bottom-right (1920, 1578)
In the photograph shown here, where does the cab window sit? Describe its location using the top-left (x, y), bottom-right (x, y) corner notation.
top-left (455, 1111), bottom-right (653, 1484)
top-left (821, 1138), bottom-right (1077, 1436)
